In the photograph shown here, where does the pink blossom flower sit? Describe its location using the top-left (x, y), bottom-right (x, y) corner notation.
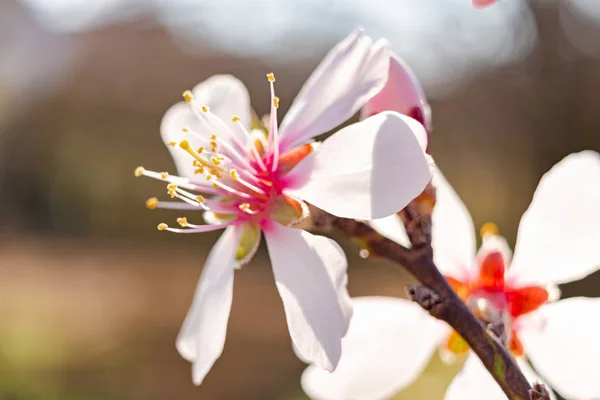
top-left (135, 29), bottom-right (433, 385)
top-left (301, 151), bottom-right (600, 400)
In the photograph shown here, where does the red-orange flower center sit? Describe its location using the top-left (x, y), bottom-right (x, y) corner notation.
top-left (443, 249), bottom-right (548, 357)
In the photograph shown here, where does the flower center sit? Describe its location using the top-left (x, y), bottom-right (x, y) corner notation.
top-left (442, 225), bottom-right (550, 359)
top-left (135, 73), bottom-right (313, 231)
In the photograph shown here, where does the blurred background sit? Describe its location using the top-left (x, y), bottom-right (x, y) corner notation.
top-left (1, 0), bottom-right (600, 398)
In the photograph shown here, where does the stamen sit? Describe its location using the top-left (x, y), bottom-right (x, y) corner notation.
top-left (232, 115), bottom-right (241, 123)
top-left (177, 217), bottom-right (188, 227)
top-left (134, 166), bottom-right (145, 177)
top-left (182, 127), bottom-right (189, 133)
top-left (201, 105), bottom-right (210, 112)
top-left (182, 90), bottom-right (193, 103)
top-left (480, 222), bottom-right (499, 238)
top-left (267, 74), bottom-right (280, 172)
top-left (146, 197), bottom-right (158, 210)
top-left (163, 220), bottom-right (234, 234)
top-left (167, 141), bottom-right (177, 147)
top-left (160, 172), bottom-right (169, 179)
top-left (230, 169), bottom-right (239, 179)
top-left (157, 223), bottom-right (168, 231)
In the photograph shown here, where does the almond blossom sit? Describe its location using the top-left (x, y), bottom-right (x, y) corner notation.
top-left (301, 151), bottom-right (600, 400)
top-left (135, 29), bottom-right (433, 385)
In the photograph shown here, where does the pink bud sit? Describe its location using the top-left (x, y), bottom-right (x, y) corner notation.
top-left (360, 54), bottom-right (431, 132)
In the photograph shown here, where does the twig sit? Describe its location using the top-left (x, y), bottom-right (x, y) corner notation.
top-left (309, 203), bottom-right (538, 400)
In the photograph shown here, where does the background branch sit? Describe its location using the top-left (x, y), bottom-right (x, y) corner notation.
top-left (309, 201), bottom-right (543, 400)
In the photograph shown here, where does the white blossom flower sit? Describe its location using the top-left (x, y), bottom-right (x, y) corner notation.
top-left (135, 29), bottom-right (433, 385)
top-left (301, 151), bottom-right (600, 400)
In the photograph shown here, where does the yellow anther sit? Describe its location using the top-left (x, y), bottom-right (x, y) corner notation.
top-left (177, 217), bottom-right (188, 227)
top-left (196, 195), bottom-right (205, 203)
top-left (197, 147), bottom-right (204, 154)
top-left (210, 156), bottom-right (221, 166)
top-left (239, 203), bottom-right (250, 211)
top-left (230, 169), bottom-right (239, 179)
top-left (182, 127), bottom-right (189, 133)
top-left (145, 197), bottom-right (158, 210)
top-left (167, 141), bottom-right (177, 147)
top-left (160, 172), bottom-right (169, 179)
top-left (205, 174), bottom-right (214, 181)
top-left (157, 223), bottom-right (168, 231)
top-left (232, 115), bottom-right (240, 122)
top-left (134, 166), bottom-right (145, 177)
top-left (180, 140), bottom-right (190, 150)
top-left (480, 222), bottom-right (499, 238)
top-left (213, 183), bottom-right (219, 189)
top-left (210, 134), bottom-right (217, 141)
top-left (194, 168), bottom-right (204, 175)
top-left (167, 183), bottom-right (178, 190)
top-left (182, 90), bottom-right (193, 103)
top-left (273, 96), bottom-right (279, 109)
top-left (266, 73), bottom-right (276, 82)
top-left (201, 105), bottom-right (210, 112)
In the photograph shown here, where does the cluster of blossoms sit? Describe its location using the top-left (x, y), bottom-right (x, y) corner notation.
top-left (303, 151), bottom-right (600, 399)
top-left (136, 20), bottom-right (600, 400)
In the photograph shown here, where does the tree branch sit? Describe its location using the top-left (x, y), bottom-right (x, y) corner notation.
top-left (309, 204), bottom-right (538, 400)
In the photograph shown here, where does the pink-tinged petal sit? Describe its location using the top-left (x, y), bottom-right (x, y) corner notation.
top-left (264, 223), bottom-right (351, 371)
top-left (444, 355), bottom-right (554, 400)
top-left (473, 0), bottom-right (500, 8)
top-left (192, 74), bottom-right (251, 138)
top-left (430, 166), bottom-right (476, 280)
top-left (519, 297), bottom-right (600, 400)
top-left (278, 29), bottom-right (391, 150)
top-left (301, 297), bottom-right (446, 400)
top-left (160, 102), bottom-right (205, 179)
top-left (369, 215), bottom-right (411, 247)
top-left (360, 53), bottom-right (431, 131)
top-left (508, 151), bottom-right (600, 286)
top-left (285, 111), bottom-right (431, 220)
top-left (176, 225), bottom-right (241, 385)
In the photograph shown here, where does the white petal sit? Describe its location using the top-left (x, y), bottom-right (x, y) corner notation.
top-left (192, 74), bottom-right (251, 138)
top-left (368, 215), bottom-right (410, 247)
top-left (264, 223), bottom-right (351, 371)
top-left (301, 297), bottom-right (446, 400)
top-left (279, 29), bottom-right (391, 150)
top-left (285, 111), bottom-right (431, 220)
top-left (360, 53), bottom-right (432, 132)
top-left (431, 166), bottom-right (477, 280)
top-left (176, 225), bottom-right (240, 385)
top-left (160, 102), bottom-right (205, 179)
top-left (444, 355), bottom-right (554, 400)
top-left (520, 297), bottom-right (600, 400)
top-left (508, 151), bottom-right (600, 286)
